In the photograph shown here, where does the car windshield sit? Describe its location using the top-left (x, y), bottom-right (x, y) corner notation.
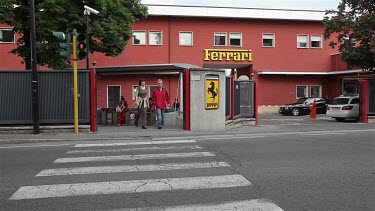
top-left (294, 98), bottom-right (306, 104)
top-left (330, 98), bottom-right (349, 105)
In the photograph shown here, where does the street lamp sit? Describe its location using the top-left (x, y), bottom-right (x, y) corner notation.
top-left (30, 0), bottom-right (39, 134)
top-left (84, 5), bottom-right (100, 70)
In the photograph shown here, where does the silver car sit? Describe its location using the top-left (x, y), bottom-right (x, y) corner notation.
top-left (326, 96), bottom-right (360, 122)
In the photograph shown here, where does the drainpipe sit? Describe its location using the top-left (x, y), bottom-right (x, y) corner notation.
top-left (168, 16), bottom-right (171, 64)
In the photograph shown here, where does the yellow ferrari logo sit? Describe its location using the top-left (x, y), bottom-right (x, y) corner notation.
top-left (206, 75), bottom-right (219, 109)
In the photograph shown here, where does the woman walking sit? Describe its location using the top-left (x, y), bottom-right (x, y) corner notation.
top-left (134, 79), bottom-right (149, 129)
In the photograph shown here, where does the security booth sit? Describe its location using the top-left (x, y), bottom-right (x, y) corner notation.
top-left (183, 68), bottom-right (226, 131)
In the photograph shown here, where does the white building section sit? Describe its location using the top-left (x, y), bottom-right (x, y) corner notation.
top-left (147, 4), bottom-right (326, 21)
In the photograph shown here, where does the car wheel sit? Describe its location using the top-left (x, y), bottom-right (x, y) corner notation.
top-left (335, 118), bottom-right (345, 122)
top-left (291, 108), bottom-right (300, 116)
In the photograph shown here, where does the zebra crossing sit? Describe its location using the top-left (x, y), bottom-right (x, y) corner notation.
top-left (8, 139), bottom-right (284, 210)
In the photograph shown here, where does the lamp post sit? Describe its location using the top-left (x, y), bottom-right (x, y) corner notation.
top-left (30, 0), bottom-right (39, 134)
top-left (84, 5), bottom-right (100, 70)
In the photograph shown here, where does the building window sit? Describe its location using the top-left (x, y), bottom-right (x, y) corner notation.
top-left (262, 33), bottom-right (275, 47)
top-left (149, 85), bottom-right (158, 97)
top-left (132, 31), bottom-right (146, 45)
top-left (107, 85), bottom-right (121, 108)
top-left (132, 85), bottom-right (139, 100)
top-left (343, 80), bottom-right (358, 96)
top-left (297, 35), bottom-right (309, 48)
top-left (149, 31), bottom-right (162, 45)
top-left (179, 31), bottom-right (193, 46)
top-left (229, 32), bottom-right (242, 47)
top-left (310, 85), bottom-right (322, 97)
top-left (296, 85), bottom-right (308, 98)
top-left (214, 32), bottom-right (227, 46)
top-left (0, 28), bottom-right (15, 43)
top-left (311, 35), bottom-right (322, 48)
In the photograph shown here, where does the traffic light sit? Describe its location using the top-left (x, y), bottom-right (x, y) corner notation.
top-left (52, 31), bottom-right (71, 60)
top-left (77, 33), bottom-right (87, 60)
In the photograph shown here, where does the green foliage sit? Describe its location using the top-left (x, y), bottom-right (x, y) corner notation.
top-left (0, 0), bottom-right (148, 69)
top-left (323, 0), bottom-right (375, 71)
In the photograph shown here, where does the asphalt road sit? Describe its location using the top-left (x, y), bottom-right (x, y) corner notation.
top-left (0, 117), bottom-right (374, 210)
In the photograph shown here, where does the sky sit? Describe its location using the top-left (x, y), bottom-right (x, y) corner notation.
top-left (141, 0), bottom-right (342, 11)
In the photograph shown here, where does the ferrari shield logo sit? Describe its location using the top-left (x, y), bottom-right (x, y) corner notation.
top-left (205, 75), bottom-right (219, 109)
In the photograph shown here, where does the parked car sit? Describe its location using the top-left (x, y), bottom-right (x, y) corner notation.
top-left (278, 97), bottom-right (330, 116)
top-left (326, 96), bottom-right (359, 122)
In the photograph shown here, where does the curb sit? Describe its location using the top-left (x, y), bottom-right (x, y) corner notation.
top-left (0, 136), bottom-right (154, 145)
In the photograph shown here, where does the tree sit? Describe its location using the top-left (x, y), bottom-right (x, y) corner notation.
top-left (323, 0), bottom-right (375, 71)
top-left (0, 0), bottom-right (147, 69)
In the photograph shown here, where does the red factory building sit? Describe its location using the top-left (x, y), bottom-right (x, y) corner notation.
top-left (1, 4), bottom-right (372, 110)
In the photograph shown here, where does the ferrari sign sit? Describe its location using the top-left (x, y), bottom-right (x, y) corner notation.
top-left (205, 75), bottom-right (219, 109)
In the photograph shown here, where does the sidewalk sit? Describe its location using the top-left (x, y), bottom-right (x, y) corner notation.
top-left (0, 124), bottom-right (280, 144)
top-left (1, 114), bottom-right (373, 144)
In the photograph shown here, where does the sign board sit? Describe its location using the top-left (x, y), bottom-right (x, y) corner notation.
top-left (204, 49), bottom-right (253, 62)
top-left (191, 75), bottom-right (201, 81)
top-left (205, 75), bottom-right (219, 109)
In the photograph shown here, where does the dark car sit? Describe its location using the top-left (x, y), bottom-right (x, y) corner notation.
top-left (278, 97), bottom-right (330, 116)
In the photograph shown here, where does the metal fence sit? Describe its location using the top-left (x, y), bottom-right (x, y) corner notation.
top-left (0, 70), bottom-right (90, 125)
top-left (234, 80), bottom-right (255, 118)
top-left (369, 80), bottom-right (375, 115)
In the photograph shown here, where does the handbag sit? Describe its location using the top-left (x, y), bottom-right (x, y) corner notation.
top-left (116, 105), bottom-right (121, 112)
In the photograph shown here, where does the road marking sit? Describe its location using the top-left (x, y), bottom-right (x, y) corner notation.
top-left (262, 118), bottom-right (305, 121)
top-left (304, 133), bottom-right (348, 136)
top-left (66, 145), bottom-right (203, 154)
top-left (9, 175), bottom-right (251, 200)
top-left (36, 161), bottom-right (230, 176)
top-left (74, 140), bottom-right (196, 148)
top-left (53, 152), bottom-right (215, 163)
top-left (114, 199), bottom-right (284, 211)
top-left (197, 136), bottom-right (265, 141)
top-left (0, 144), bottom-right (71, 149)
top-left (154, 129), bottom-right (375, 141)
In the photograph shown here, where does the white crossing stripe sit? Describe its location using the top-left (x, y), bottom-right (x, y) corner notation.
top-left (66, 145), bottom-right (203, 154)
top-left (36, 161), bottom-right (230, 176)
top-left (74, 140), bottom-right (196, 148)
top-left (116, 199), bottom-right (284, 211)
top-left (304, 132), bottom-right (348, 136)
top-left (197, 136), bottom-right (265, 141)
top-left (9, 175), bottom-right (251, 200)
top-left (53, 152), bottom-right (215, 163)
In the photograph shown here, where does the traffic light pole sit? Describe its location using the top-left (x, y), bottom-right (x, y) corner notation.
top-left (72, 30), bottom-right (79, 134)
top-left (85, 14), bottom-right (90, 70)
top-left (30, 0), bottom-right (39, 134)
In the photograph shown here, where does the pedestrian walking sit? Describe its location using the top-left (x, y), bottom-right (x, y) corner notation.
top-left (134, 79), bottom-right (149, 129)
top-left (152, 79), bottom-right (170, 129)
top-left (116, 96), bottom-right (128, 126)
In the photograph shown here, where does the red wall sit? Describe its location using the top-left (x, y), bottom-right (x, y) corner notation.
top-left (2, 16), bottom-right (344, 106)
top-left (169, 17), bottom-right (337, 71)
top-left (0, 24), bottom-right (24, 69)
top-left (89, 16), bottom-right (338, 71)
top-left (258, 74), bottom-right (332, 105)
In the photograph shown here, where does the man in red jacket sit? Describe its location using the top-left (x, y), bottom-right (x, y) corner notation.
top-left (152, 79), bottom-right (170, 129)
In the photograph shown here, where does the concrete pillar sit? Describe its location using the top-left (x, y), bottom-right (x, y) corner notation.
top-left (189, 69), bottom-right (226, 131)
